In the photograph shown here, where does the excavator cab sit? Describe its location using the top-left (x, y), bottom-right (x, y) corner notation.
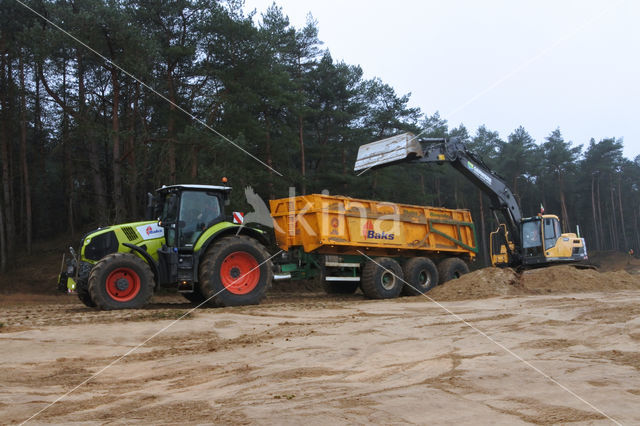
top-left (491, 215), bottom-right (588, 267)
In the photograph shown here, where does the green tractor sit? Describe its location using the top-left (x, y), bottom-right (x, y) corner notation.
top-left (58, 184), bottom-right (273, 310)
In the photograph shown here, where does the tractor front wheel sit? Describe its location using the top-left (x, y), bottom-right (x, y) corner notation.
top-left (198, 235), bottom-right (272, 307)
top-left (76, 279), bottom-right (96, 308)
top-left (88, 253), bottom-right (154, 310)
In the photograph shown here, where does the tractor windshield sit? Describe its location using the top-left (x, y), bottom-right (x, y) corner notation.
top-left (178, 191), bottom-right (221, 247)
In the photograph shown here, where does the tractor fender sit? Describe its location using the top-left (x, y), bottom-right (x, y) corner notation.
top-left (122, 243), bottom-right (161, 285)
top-left (193, 225), bottom-right (271, 279)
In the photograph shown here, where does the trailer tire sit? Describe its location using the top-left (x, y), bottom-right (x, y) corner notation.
top-left (76, 279), bottom-right (96, 308)
top-left (361, 257), bottom-right (404, 299)
top-left (323, 281), bottom-right (359, 294)
top-left (198, 235), bottom-right (272, 307)
top-left (88, 253), bottom-right (154, 310)
top-left (438, 257), bottom-right (469, 284)
top-left (401, 257), bottom-right (438, 296)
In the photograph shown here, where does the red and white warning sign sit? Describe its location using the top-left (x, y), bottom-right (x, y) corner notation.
top-left (232, 211), bottom-right (245, 224)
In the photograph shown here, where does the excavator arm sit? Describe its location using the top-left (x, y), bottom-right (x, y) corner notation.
top-left (354, 132), bottom-right (523, 249)
top-left (355, 132), bottom-right (589, 268)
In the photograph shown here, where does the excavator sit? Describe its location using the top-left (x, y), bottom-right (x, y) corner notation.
top-left (354, 132), bottom-right (588, 268)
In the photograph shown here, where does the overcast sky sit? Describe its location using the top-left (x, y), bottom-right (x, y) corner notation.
top-left (243, 0), bottom-right (639, 160)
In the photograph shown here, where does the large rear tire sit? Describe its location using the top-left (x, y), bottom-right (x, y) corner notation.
top-left (198, 235), bottom-right (272, 307)
top-left (401, 257), bottom-right (438, 296)
top-left (437, 257), bottom-right (469, 284)
top-left (88, 253), bottom-right (154, 310)
top-left (361, 257), bottom-right (404, 299)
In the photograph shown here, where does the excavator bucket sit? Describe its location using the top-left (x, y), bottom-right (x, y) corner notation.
top-left (354, 132), bottom-right (423, 172)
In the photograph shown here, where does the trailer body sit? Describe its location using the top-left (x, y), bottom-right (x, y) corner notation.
top-left (269, 194), bottom-right (477, 260)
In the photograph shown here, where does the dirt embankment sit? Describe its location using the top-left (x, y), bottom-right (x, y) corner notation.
top-left (428, 265), bottom-right (640, 301)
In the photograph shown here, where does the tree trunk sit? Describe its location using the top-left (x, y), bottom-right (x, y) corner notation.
top-left (18, 55), bottom-right (32, 254)
top-left (0, 53), bottom-right (14, 255)
top-left (62, 61), bottom-right (74, 235)
top-left (77, 52), bottom-right (107, 221)
top-left (0, 44), bottom-right (8, 271)
top-left (264, 113), bottom-right (274, 199)
top-left (618, 176), bottom-right (627, 250)
top-left (591, 174), bottom-right (600, 250)
top-left (596, 176), bottom-right (604, 249)
top-left (479, 190), bottom-right (488, 266)
top-left (167, 68), bottom-right (177, 184)
top-left (299, 115), bottom-right (306, 194)
top-left (190, 144), bottom-right (199, 179)
top-left (633, 210), bottom-right (640, 255)
top-left (559, 183), bottom-right (570, 234)
top-left (127, 83), bottom-right (139, 219)
top-left (341, 145), bottom-right (347, 193)
top-left (111, 69), bottom-right (124, 222)
top-left (610, 184), bottom-right (618, 250)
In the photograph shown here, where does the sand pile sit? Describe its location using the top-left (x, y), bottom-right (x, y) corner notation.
top-left (429, 265), bottom-right (640, 301)
top-left (428, 268), bottom-right (520, 301)
top-left (588, 251), bottom-right (640, 273)
top-left (520, 266), bottom-right (640, 294)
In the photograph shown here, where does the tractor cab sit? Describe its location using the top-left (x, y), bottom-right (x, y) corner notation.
top-left (156, 184), bottom-right (231, 250)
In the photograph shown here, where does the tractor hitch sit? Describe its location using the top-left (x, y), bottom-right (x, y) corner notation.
top-left (57, 247), bottom-right (92, 293)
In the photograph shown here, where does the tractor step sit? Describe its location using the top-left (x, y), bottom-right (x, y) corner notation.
top-left (325, 276), bottom-right (360, 282)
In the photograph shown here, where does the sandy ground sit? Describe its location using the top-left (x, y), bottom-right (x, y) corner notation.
top-left (1, 286), bottom-right (640, 425)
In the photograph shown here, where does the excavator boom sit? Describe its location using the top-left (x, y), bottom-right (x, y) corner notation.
top-left (355, 132), bottom-right (522, 247)
top-left (355, 132), bottom-right (589, 268)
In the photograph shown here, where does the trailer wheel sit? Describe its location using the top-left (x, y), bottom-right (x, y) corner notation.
top-left (76, 279), bottom-right (96, 308)
top-left (361, 257), bottom-right (404, 299)
top-left (88, 253), bottom-right (154, 310)
top-left (438, 257), bottom-right (469, 284)
top-left (401, 257), bottom-right (438, 296)
top-left (198, 235), bottom-right (272, 307)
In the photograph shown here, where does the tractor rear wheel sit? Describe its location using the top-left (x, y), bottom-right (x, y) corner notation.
top-left (401, 257), bottom-right (438, 296)
top-left (76, 279), bottom-right (96, 308)
top-left (88, 253), bottom-right (154, 310)
top-left (361, 257), bottom-right (404, 299)
top-left (437, 257), bottom-right (469, 284)
top-left (198, 235), bottom-right (272, 307)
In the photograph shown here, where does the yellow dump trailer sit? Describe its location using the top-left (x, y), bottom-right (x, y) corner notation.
top-left (270, 194), bottom-right (477, 258)
top-left (269, 194), bottom-right (477, 299)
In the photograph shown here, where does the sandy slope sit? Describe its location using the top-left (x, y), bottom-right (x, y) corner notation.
top-left (1, 289), bottom-right (639, 425)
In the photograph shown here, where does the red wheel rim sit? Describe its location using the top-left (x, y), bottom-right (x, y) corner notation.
top-left (220, 251), bottom-right (260, 295)
top-left (106, 267), bottom-right (141, 302)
